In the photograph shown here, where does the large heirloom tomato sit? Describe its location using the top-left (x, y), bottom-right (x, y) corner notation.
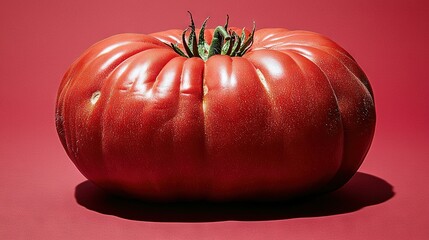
top-left (56, 15), bottom-right (375, 201)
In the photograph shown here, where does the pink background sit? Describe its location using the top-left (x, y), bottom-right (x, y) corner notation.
top-left (1, 0), bottom-right (428, 239)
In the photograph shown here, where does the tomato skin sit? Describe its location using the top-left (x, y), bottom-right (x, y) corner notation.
top-left (56, 28), bottom-right (375, 201)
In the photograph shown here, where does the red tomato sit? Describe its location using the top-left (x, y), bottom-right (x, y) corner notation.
top-left (56, 16), bottom-right (375, 201)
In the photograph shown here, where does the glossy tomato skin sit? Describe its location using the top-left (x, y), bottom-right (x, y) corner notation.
top-left (56, 28), bottom-right (375, 201)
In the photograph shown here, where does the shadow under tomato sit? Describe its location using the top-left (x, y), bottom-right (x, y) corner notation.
top-left (74, 172), bottom-right (394, 222)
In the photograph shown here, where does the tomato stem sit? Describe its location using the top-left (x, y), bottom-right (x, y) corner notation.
top-left (170, 13), bottom-right (255, 61)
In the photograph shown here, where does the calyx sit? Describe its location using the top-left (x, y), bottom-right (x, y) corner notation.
top-left (169, 12), bottom-right (256, 61)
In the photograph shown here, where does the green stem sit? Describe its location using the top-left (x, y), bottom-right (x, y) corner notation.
top-left (207, 26), bottom-right (231, 58)
top-left (181, 28), bottom-right (193, 57)
top-left (225, 34), bottom-right (235, 56)
top-left (198, 17), bottom-right (210, 61)
top-left (169, 13), bottom-right (255, 61)
top-left (230, 32), bottom-right (241, 56)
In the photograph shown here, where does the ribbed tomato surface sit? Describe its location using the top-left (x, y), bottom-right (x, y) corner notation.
top-left (55, 27), bottom-right (375, 201)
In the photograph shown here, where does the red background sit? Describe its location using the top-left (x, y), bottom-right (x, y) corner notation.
top-left (1, 0), bottom-right (428, 239)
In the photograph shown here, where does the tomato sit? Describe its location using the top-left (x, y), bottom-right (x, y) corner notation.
top-left (56, 14), bottom-right (375, 201)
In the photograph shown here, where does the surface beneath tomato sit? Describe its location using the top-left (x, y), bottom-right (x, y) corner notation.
top-left (56, 28), bottom-right (375, 201)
